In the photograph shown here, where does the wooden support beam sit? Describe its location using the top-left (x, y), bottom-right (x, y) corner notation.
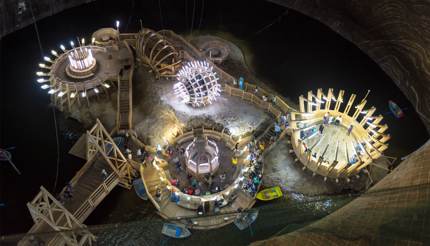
top-left (23, 186), bottom-right (96, 246)
top-left (334, 90), bottom-right (344, 112)
top-left (87, 119), bottom-right (134, 189)
top-left (343, 93), bottom-right (356, 115)
top-left (316, 88), bottom-right (323, 110)
top-left (325, 88), bottom-right (334, 110)
top-left (307, 91), bottom-right (313, 112)
top-left (352, 100), bottom-right (367, 119)
top-left (360, 107), bottom-right (376, 125)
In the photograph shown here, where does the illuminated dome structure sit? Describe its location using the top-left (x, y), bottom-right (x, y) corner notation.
top-left (289, 88), bottom-right (390, 180)
top-left (174, 60), bottom-right (221, 107)
top-left (35, 37), bottom-right (125, 111)
top-left (65, 46), bottom-right (97, 79)
top-left (185, 135), bottom-right (220, 175)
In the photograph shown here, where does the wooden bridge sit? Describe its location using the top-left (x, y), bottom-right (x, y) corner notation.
top-left (19, 120), bottom-right (134, 245)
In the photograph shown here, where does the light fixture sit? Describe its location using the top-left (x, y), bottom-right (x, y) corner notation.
top-left (174, 60), bottom-right (221, 107)
top-left (94, 88), bottom-right (99, 94)
top-left (103, 83), bottom-right (110, 88)
top-left (37, 78), bottom-right (47, 83)
top-left (67, 47), bottom-right (96, 72)
top-left (57, 91), bottom-right (65, 97)
top-left (81, 91), bottom-right (86, 97)
top-left (81, 38), bottom-right (85, 45)
top-left (48, 89), bottom-right (56, 94)
top-left (51, 50), bottom-right (58, 57)
top-left (36, 71), bottom-right (46, 76)
top-left (70, 41), bottom-right (75, 47)
top-left (91, 37), bottom-right (95, 44)
top-left (38, 63), bottom-right (47, 68)
top-left (60, 44), bottom-right (66, 51)
top-left (43, 56), bottom-right (52, 62)
top-left (40, 84), bottom-right (49, 90)
top-left (70, 92), bottom-right (76, 98)
top-left (115, 20), bottom-right (120, 29)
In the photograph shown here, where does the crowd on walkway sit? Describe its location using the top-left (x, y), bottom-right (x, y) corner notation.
top-left (240, 140), bottom-right (264, 197)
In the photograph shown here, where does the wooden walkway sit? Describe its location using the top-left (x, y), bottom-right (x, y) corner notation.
top-left (19, 157), bottom-right (118, 245)
top-left (116, 41), bottom-right (134, 131)
top-left (19, 120), bottom-right (134, 245)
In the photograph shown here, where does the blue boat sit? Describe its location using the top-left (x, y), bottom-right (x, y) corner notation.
top-left (132, 178), bottom-right (148, 200)
top-left (388, 100), bottom-right (404, 119)
top-left (161, 223), bottom-right (191, 239)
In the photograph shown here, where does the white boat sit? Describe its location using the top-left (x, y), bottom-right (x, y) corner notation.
top-left (234, 210), bottom-right (259, 230)
top-left (161, 223), bottom-right (191, 239)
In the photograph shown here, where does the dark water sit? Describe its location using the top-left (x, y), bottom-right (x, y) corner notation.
top-left (0, 0), bottom-right (428, 240)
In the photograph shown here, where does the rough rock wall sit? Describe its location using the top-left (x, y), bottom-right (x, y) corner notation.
top-left (253, 140), bottom-right (430, 245)
top-left (269, 0), bottom-right (430, 132)
top-left (0, 0), bottom-right (95, 38)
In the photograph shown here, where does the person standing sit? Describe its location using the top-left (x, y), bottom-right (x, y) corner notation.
top-left (319, 124), bottom-right (324, 134)
top-left (101, 168), bottom-right (108, 180)
top-left (347, 124), bottom-right (354, 136)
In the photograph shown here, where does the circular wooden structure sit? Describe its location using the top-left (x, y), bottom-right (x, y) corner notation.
top-left (141, 126), bottom-right (264, 229)
top-left (136, 28), bottom-right (181, 78)
top-left (289, 88), bottom-right (390, 180)
top-left (185, 136), bottom-right (220, 175)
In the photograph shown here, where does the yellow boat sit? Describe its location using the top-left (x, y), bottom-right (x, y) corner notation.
top-left (256, 186), bottom-right (283, 201)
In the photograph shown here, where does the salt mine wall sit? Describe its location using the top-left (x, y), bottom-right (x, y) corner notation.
top-left (269, 0), bottom-right (430, 133)
top-left (0, 0), bottom-right (95, 38)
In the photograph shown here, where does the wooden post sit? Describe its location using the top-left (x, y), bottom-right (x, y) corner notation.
top-left (307, 91), bottom-right (313, 112)
top-left (325, 88), bottom-right (334, 110)
top-left (299, 95), bottom-right (305, 112)
top-left (343, 93), bottom-right (356, 115)
top-left (316, 89), bottom-right (322, 110)
top-left (334, 90), bottom-right (344, 112)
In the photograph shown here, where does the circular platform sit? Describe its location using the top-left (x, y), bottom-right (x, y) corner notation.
top-left (167, 131), bottom-right (238, 196)
top-left (200, 41), bottom-right (229, 64)
top-left (290, 89), bottom-right (390, 179)
top-left (49, 46), bottom-right (112, 91)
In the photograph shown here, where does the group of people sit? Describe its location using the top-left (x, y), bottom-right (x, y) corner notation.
top-left (241, 140), bottom-right (264, 197)
top-left (165, 143), bottom-right (228, 197)
top-left (322, 112), bottom-right (354, 135)
top-left (125, 146), bottom-right (148, 163)
top-left (252, 86), bottom-right (277, 105)
top-left (323, 112), bottom-right (343, 126)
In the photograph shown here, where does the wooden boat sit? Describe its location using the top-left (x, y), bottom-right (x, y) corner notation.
top-left (256, 186), bottom-right (283, 201)
top-left (234, 210), bottom-right (259, 230)
top-left (388, 100), bottom-right (404, 118)
top-left (161, 223), bottom-right (191, 239)
top-left (132, 178), bottom-right (148, 200)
